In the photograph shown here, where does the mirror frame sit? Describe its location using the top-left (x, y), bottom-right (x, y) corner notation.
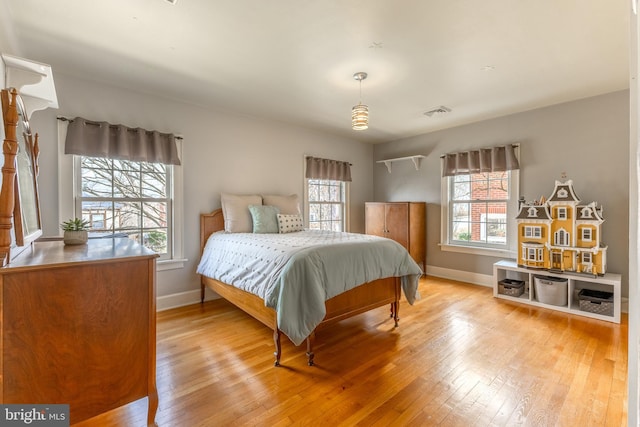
top-left (12, 91), bottom-right (42, 250)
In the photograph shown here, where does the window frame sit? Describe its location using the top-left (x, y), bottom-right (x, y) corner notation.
top-left (557, 207), bottom-right (568, 220)
top-left (524, 225), bottom-right (542, 239)
top-left (74, 156), bottom-right (174, 260)
top-left (303, 178), bottom-right (350, 232)
top-left (440, 168), bottom-right (519, 257)
top-left (57, 122), bottom-right (185, 271)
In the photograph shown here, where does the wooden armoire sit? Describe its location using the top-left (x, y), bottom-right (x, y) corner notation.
top-left (364, 202), bottom-right (426, 271)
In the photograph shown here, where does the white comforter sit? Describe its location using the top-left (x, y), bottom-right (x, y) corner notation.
top-left (196, 230), bottom-right (422, 345)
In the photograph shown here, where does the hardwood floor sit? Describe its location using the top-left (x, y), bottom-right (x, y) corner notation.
top-left (75, 276), bottom-right (628, 426)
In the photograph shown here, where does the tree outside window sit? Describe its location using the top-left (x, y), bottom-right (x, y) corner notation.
top-left (79, 157), bottom-right (171, 257)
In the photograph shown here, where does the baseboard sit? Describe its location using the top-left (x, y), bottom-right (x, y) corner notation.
top-left (157, 287), bottom-right (219, 312)
top-left (157, 269), bottom-right (629, 315)
top-left (425, 265), bottom-right (494, 287)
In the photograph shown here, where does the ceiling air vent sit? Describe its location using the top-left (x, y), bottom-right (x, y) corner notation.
top-left (423, 106), bottom-right (451, 117)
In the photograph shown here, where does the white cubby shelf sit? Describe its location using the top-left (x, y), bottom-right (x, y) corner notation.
top-left (493, 259), bottom-right (621, 323)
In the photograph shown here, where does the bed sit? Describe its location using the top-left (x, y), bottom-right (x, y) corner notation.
top-left (197, 205), bottom-right (422, 366)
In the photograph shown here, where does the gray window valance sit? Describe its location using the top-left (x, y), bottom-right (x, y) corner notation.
top-left (305, 156), bottom-right (352, 182)
top-left (64, 117), bottom-right (181, 165)
top-left (441, 144), bottom-right (519, 177)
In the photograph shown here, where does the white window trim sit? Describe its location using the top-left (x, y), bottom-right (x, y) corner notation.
top-left (557, 207), bottom-right (567, 219)
top-left (57, 120), bottom-right (186, 271)
top-left (440, 169), bottom-right (519, 258)
top-left (302, 157), bottom-right (350, 232)
top-left (525, 226), bottom-right (542, 238)
top-left (582, 228), bottom-right (593, 241)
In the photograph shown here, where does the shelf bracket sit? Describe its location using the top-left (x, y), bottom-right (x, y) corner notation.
top-left (382, 160), bottom-right (392, 173)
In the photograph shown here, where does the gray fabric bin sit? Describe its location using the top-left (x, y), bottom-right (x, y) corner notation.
top-left (534, 276), bottom-right (568, 306)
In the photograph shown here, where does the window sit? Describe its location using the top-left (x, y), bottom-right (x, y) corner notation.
top-left (76, 157), bottom-right (173, 260)
top-left (554, 229), bottom-right (569, 246)
top-left (582, 228), bottom-right (592, 241)
top-left (557, 207), bottom-right (567, 219)
top-left (582, 252), bottom-right (592, 263)
top-left (523, 247), bottom-right (543, 262)
top-left (524, 226), bottom-right (542, 238)
top-left (441, 170), bottom-right (518, 256)
top-left (305, 179), bottom-right (348, 231)
top-left (58, 120), bottom-right (185, 272)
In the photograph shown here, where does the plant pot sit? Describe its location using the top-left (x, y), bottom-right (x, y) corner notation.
top-left (63, 230), bottom-right (88, 245)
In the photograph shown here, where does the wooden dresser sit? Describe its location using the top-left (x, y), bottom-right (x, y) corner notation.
top-left (0, 238), bottom-right (158, 426)
top-left (365, 202), bottom-right (426, 271)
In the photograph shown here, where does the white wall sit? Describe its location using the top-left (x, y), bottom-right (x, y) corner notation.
top-left (29, 72), bottom-right (374, 300)
top-left (373, 91), bottom-right (630, 295)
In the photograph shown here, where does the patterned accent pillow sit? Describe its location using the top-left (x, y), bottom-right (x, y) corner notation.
top-left (277, 214), bottom-right (304, 233)
top-left (248, 205), bottom-right (280, 233)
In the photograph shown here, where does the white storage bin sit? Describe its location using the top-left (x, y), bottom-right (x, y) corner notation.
top-left (534, 276), bottom-right (568, 306)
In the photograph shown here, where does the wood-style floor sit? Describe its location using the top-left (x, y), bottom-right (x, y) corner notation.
top-left (76, 276), bottom-right (628, 426)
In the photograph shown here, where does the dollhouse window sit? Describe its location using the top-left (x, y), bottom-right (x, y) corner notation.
top-left (580, 208), bottom-right (593, 218)
top-left (554, 229), bottom-right (569, 246)
top-left (582, 228), bottom-right (592, 241)
top-left (524, 226), bottom-right (542, 238)
top-left (557, 189), bottom-right (568, 198)
top-left (527, 207), bottom-right (538, 217)
top-left (525, 247), bottom-right (543, 261)
top-left (557, 207), bottom-right (567, 219)
top-left (582, 252), bottom-right (592, 263)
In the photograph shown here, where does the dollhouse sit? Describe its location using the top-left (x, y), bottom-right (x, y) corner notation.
top-left (515, 180), bottom-right (607, 275)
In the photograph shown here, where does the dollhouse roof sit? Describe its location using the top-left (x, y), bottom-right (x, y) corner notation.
top-left (516, 204), bottom-right (552, 221)
top-left (576, 203), bottom-right (604, 222)
top-left (547, 180), bottom-right (580, 203)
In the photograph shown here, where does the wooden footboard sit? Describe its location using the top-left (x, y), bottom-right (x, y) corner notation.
top-left (200, 208), bottom-right (402, 366)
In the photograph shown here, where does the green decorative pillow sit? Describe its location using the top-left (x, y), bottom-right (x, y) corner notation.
top-left (248, 205), bottom-right (280, 233)
top-left (277, 214), bottom-right (304, 233)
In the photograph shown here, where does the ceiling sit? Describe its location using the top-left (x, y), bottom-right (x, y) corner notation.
top-left (1, 0), bottom-right (630, 144)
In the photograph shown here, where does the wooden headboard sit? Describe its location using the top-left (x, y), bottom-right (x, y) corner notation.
top-left (200, 208), bottom-right (224, 254)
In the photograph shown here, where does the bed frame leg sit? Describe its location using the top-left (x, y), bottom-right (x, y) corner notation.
top-left (392, 301), bottom-right (400, 327)
top-left (200, 279), bottom-right (205, 303)
top-left (273, 329), bottom-right (282, 367)
top-left (306, 332), bottom-right (315, 366)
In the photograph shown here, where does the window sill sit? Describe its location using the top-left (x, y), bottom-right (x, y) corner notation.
top-left (439, 243), bottom-right (516, 258)
top-left (157, 258), bottom-right (187, 271)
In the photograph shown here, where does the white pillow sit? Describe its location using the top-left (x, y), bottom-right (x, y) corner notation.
top-left (262, 194), bottom-right (301, 216)
top-left (277, 214), bottom-right (304, 233)
top-left (221, 193), bottom-right (262, 233)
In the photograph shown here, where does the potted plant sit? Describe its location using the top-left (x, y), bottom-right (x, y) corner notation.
top-left (61, 218), bottom-right (90, 245)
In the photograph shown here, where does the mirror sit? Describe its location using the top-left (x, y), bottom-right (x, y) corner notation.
top-left (13, 92), bottom-right (42, 248)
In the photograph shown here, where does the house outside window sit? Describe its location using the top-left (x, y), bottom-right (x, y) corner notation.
top-left (582, 252), bottom-right (592, 263)
top-left (305, 179), bottom-right (348, 231)
top-left (441, 169), bottom-right (518, 256)
top-left (76, 156), bottom-right (173, 260)
top-left (582, 228), bottom-right (592, 241)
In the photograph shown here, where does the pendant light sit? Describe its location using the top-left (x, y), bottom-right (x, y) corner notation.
top-left (351, 72), bottom-right (368, 130)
